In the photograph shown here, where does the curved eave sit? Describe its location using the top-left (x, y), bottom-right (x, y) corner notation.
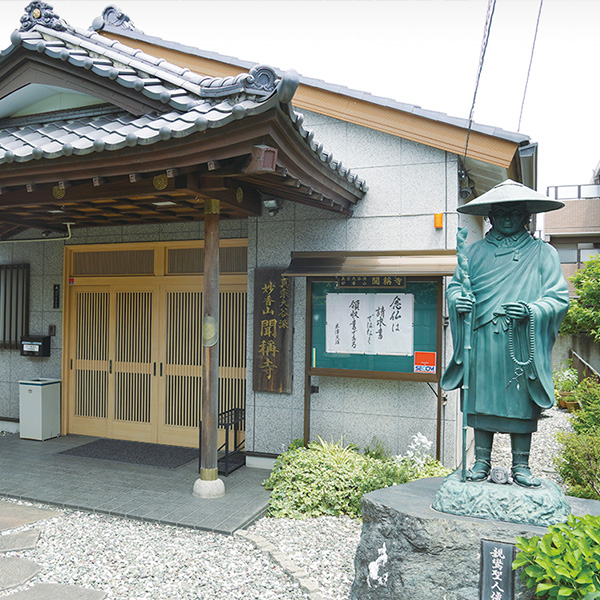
top-left (0, 108), bottom-right (364, 211)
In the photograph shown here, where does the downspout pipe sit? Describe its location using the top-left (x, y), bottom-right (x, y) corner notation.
top-left (0, 223), bottom-right (74, 244)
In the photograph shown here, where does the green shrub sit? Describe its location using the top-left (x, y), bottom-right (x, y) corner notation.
top-left (287, 438), bottom-right (305, 451)
top-left (264, 437), bottom-right (408, 519)
top-left (554, 431), bottom-right (600, 501)
top-left (363, 436), bottom-right (391, 461)
top-left (512, 513), bottom-right (600, 599)
top-left (569, 377), bottom-right (600, 434)
top-left (560, 254), bottom-right (600, 342)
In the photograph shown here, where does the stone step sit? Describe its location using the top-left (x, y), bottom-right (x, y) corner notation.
top-left (0, 501), bottom-right (61, 532)
top-left (2, 583), bottom-right (107, 599)
top-left (0, 556), bottom-right (41, 591)
top-left (0, 529), bottom-right (40, 553)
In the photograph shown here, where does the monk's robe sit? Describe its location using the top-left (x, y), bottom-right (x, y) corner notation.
top-left (442, 228), bottom-right (569, 433)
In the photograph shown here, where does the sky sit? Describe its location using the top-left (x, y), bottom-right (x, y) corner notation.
top-left (0, 0), bottom-right (598, 194)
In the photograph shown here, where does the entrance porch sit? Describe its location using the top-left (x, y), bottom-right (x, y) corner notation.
top-left (0, 433), bottom-right (269, 535)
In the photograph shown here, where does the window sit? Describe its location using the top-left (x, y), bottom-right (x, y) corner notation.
top-left (553, 243), bottom-right (600, 268)
top-left (554, 244), bottom-right (577, 264)
top-left (0, 264), bottom-right (29, 349)
top-left (579, 243), bottom-right (600, 264)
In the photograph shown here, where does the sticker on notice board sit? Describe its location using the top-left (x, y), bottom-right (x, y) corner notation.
top-left (414, 351), bottom-right (436, 373)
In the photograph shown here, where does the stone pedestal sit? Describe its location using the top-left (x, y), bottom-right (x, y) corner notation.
top-left (192, 477), bottom-right (225, 499)
top-left (350, 478), bottom-right (600, 600)
top-left (432, 470), bottom-right (571, 527)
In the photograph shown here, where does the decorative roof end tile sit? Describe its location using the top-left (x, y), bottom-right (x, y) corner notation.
top-left (245, 65), bottom-right (278, 95)
top-left (200, 65), bottom-right (281, 99)
top-left (20, 1), bottom-right (67, 33)
top-left (277, 70), bottom-right (299, 104)
top-left (91, 5), bottom-right (143, 33)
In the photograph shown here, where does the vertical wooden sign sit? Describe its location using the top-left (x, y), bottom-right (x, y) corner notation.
top-left (253, 268), bottom-right (294, 393)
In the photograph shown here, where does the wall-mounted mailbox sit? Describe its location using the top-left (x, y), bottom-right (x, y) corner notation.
top-left (20, 336), bottom-right (51, 357)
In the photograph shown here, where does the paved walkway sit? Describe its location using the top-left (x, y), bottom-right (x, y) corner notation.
top-left (0, 433), bottom-right (271, 535)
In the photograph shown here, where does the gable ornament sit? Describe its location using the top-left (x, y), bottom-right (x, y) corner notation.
top-left (91, 5), bottom-right (142, 33)
top-left (20, 2), bottom-right (67, 32)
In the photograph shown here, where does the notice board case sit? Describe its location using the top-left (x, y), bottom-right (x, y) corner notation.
top-left (307, 277), bottom-right (443, 382)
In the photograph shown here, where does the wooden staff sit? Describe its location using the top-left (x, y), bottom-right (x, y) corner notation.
top-left (456, 227), bottom-right (473, 482)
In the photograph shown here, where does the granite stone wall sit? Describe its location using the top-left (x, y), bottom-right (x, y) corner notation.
top-left (0, 237), bottom-right (63, 419)
top-left (246, 110), bottom-right (461, 466)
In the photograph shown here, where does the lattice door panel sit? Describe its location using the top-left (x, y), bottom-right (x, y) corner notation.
top-left (218, 291), bottom-right (247, 430)
top-left (75, 370), bottom-right (108, 419)
top-left (68, 288), bottom-right (110, 436)
top-left (158, 287), bottom-right (247, 447)
top-left (164, 374), bottom-right (202, 428)
top-left (163, 290), bottom-right (202, 430)
top-left (109, 290), bottom-right (156, 441)
top-left (75, 290), bottom-right (110, 418)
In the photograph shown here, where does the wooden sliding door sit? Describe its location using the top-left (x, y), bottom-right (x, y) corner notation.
top-left (63, 241), bottom-right (247, 448)
top-left (110, 287), bottom-right (158, 442)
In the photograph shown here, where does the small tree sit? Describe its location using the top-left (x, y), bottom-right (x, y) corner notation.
top-left (560, 254), bottom-right (600, 342)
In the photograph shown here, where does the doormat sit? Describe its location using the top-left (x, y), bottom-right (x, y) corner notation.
top-left (59, 439), bottom-right (198, 469)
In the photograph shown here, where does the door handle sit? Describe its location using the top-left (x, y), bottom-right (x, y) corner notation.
top-left (160, 363), bottom-right (163, 376)
top-left (154, 362), bottom-right (156, 376)
top-left (109, 359), bottom-right (112, 374)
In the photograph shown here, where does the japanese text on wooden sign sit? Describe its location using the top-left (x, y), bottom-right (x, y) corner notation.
top-left (252, 268), bottom-right (294, 393)
top-left (325, 293), bottom-right (414, 356)
top-left (337, 276), bottom-right (406, 288)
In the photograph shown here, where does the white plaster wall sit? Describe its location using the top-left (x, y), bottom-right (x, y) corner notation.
top-left (246, 110), bottom-right (461, 467)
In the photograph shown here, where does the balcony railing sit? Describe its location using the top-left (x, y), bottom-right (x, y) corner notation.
top-left (546, 184), bottom-right (600, 200)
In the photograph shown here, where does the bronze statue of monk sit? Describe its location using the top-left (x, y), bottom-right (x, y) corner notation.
top-left (442, 180), bottom-right (569, 487)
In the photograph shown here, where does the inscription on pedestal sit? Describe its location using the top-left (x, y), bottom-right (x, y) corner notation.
top-left (480, 540), bottom-right (514, 600)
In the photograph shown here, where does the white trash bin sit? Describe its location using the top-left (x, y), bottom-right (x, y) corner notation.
top-left (19, 379), bottom-right (61, 440)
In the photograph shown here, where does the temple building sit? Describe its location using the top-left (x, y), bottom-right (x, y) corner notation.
top-left (0, 3), bottom-right (537, 472)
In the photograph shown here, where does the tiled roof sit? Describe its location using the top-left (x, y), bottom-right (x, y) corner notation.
top-left (0, 2), bottom-right (367, 193)
top-left (91, 8), bottom-right (530, 146)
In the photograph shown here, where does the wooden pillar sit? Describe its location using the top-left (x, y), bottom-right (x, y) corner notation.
top-left (200, 198), bottom-right (220, 481)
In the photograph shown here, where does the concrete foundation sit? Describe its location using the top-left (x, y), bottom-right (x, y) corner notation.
top-left (192, 477), bottom-right (225, 499)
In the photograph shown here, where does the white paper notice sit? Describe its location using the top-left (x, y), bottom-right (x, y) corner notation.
top-left (325, 293), bottom-right (414, 355)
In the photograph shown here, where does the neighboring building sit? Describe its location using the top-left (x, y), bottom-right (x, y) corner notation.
top-left (546, 164), bottom-right (600, 295)
top-left (0, 3), bottom-right (537, 470)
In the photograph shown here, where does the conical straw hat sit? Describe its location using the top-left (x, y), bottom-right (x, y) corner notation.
top-left (457, 179), bottom-right (564, 215)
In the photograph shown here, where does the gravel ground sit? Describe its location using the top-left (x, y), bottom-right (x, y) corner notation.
top-left (0, 406), bottom-right (573, 599)
top-left (1, 509), bottom-right (311, 600)
top-left (248, 516), bottom-right (361, 600)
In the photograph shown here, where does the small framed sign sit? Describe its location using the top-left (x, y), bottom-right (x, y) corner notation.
top-left (308, 277), bottom-right (442, 381)
top-left (414, 351), bottom-right (437, 374)
top-left (337, 275), bottom-right (406, 289)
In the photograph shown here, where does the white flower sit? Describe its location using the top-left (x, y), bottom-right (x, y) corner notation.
top-left (394, 432), bottom-right (434, 475)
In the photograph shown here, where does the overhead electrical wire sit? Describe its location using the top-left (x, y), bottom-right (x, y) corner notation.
top-left (464, 0), bottom-right (497, 159)
top-left (518, 0), bottom-right (544, 132)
